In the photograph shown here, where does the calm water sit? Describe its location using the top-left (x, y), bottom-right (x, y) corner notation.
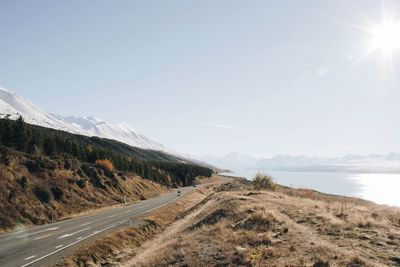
top-left (221, 170), bottom-right (400, 207)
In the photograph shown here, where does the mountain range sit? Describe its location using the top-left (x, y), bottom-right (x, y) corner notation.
top-left (0, 87), bottom-right (163, 151)
top-left (199, 151), bottom-right (400, 173)
top-left (3, 86), bottom-right (400, 173)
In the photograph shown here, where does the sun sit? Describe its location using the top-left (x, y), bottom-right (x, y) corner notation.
top-left (369, 20), bottom-right (400, 54)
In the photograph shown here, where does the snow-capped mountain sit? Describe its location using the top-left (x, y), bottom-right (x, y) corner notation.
top-left (0, 87), bottom-right (86, 134)
top-left (199, 152), bottom-right (400, 173)
top-left (52, 115), bottom-right (164, 150)
top-left (0, 87), bottom-right (163, 150)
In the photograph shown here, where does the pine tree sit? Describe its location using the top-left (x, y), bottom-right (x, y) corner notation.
top-left (13, 115), bottom-right (28, 150)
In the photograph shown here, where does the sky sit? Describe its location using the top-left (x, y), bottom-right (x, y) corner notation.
top-left (1, 0), bottom-right (400, 157)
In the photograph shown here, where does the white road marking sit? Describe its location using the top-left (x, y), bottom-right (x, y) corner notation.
top-left (107, 215), bottom-right (115, 218)
top-left (21, 222), bottom-right (126, 267)
top-left (76, 236), bottom-right (83, 240)
top-left (57, 227), bottom-right (91, 239)
top-left (79, 222), bottom-right (91, 227)
top-left (55, 245), bottom-right (63, 249)
top-left (24, 255), bottom-right (36, 260)
top-left (33, 233), bottom-right (52, 240)
top-left (19, 188), bottom-right (198, 267)
top-left (16, 227), bottom-right (60, 239)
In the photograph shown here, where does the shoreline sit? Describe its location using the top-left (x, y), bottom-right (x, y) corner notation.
top-left (219, 170), bottom-right (400, 208)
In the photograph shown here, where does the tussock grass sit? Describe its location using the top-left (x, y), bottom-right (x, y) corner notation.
top-left (61, 178), bottom-right (400, 267)
top-left (127, 180), bottom-right (400, 267)
top-left (61, 178), bottom-right (226, 267)
top-left (253, 173), bottom-right (275, 191)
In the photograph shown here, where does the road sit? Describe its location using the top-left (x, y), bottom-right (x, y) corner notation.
top-left (0, 185), bottom-right (197, 267)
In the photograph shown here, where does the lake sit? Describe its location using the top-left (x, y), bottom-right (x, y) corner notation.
top-left (220, 170), bottom-right (400, 207)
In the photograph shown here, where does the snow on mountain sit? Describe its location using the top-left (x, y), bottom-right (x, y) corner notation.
top-left (199, 152), bottom-right (258, 170)
top-left (0, 87), bottom-right (163, 150)
top-left (52, 115), bottom-right (164, 150)
top-left (0, 87), bottom-right (87, 134)
top-left (199, 152), bottom-right (400, 173)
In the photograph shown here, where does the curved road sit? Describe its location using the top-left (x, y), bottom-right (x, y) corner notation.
top-left (0, 185), bottom-right (197, 267)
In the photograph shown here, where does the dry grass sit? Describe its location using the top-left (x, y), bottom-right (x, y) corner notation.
top-left (94, 159), bottom-right (114, 173)
top-left (253, 173), bottom-right (275, 191)
top-left (60, 179), bottom-right (228, 266)
top-left (57, 178), bottom-right (400, 267)
top-left (0, 154), bottom-right (166, 233)
top-left (123, 180), bottom-right (400, 267)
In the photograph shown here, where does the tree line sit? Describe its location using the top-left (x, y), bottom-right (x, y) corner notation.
top-left (0, 116), bottom-right (212, 186)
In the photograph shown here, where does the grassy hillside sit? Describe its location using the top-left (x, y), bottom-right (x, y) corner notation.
top-left (60, 176), bottom-right (400, 266)
top-left (0, 117), bottom-right (212, 231)
top-left (124, 179), bottom-right (400, 267)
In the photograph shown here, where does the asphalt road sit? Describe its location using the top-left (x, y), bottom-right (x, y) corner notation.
top-left (0, 185), bottom-right (197, 267)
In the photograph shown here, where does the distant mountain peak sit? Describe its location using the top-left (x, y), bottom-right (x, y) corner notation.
top-left (199, 151), bottom-right (400, 173)
top-left (0, 86), bottom-right (164, 151)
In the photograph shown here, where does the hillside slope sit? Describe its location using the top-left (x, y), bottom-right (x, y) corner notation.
top-left (127, 181), bottom-right (400, 267)
top-left (0, 117), bottom-right (212, 232)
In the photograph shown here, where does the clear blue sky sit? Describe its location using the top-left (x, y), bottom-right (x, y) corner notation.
top-left (1, 0), bottom-right (400, 157)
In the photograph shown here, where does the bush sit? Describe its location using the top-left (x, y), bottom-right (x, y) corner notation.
top-left (253, 173), bottom-right (275, 190)
top-left (76, 178), bottom-right (88, 189)
top-left (25, 159), bottom-right (41, 172)
top-left (313, 259), bottom-right (330, 267)
top-left (95, 159), bottom-right (114, 173)
top-left (0, 214), bottom-right (15, 229)
top-left (235, 212), bottom-right (276, 232)
top-left (81, 163), bottom-right (99, 178)
top-left (18, 176), bottom-right (28, 189)
top-left (0, 147), bottom-right (10, 165)
top-left (51, 186), bottom-right (64, 201)
top-left (33, 185), bottom-right (52, 203)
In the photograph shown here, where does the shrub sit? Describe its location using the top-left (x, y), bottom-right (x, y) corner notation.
top-left (64, 159), bottom-right (72, 170)
top-left (81, 163), bottom-right (100, 179)
top-left (25, 159), bottom-right (41, 172)
top-left (0, 214), bottom-right (15, 229)
top-left (246, 244), bottom-right (271, 266)
top-left (51, 186), bottom-right (64, 201)
top-left (95, 159), bottom-right (114, 173)
top-left (33, 185), bottom-right (52, 203)
top-left (76, 178), bottom-right (88, 189)
top-left (253, 173), bottom-right (275, 190)
top-left (347, 256), bottom-right (366, 267)
top-left (235, 212), bottom-right (276, 232)
top-left (18, 176), bottom-right (28, 189)
top-left (0, 147), bottom-right (10, 165)
top-left (313, 259), bottom-right (330, 267)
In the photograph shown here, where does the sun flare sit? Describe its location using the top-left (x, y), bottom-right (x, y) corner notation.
top-left (369, 21), bottom-right (400, 54)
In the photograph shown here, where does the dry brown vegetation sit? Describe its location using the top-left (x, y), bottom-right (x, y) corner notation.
top-left (253, 173), bottom-right (275, 190)
top-left (51, 176), bottom-right (400, 267)
top-left (0, 152), bottom-right (166, 232)
top-left (94, 159), bottom-right (114, 173)
top-left (123, 180), bottom-right (400, 267)
top-left (60, 180), bottom-right (225, 266)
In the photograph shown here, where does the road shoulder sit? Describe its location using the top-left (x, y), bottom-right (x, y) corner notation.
top-left (57, 176), bottom-right (229, 266)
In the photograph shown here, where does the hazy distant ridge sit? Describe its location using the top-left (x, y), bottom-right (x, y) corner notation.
top-left (200, 151), bottom-right (400, 173)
